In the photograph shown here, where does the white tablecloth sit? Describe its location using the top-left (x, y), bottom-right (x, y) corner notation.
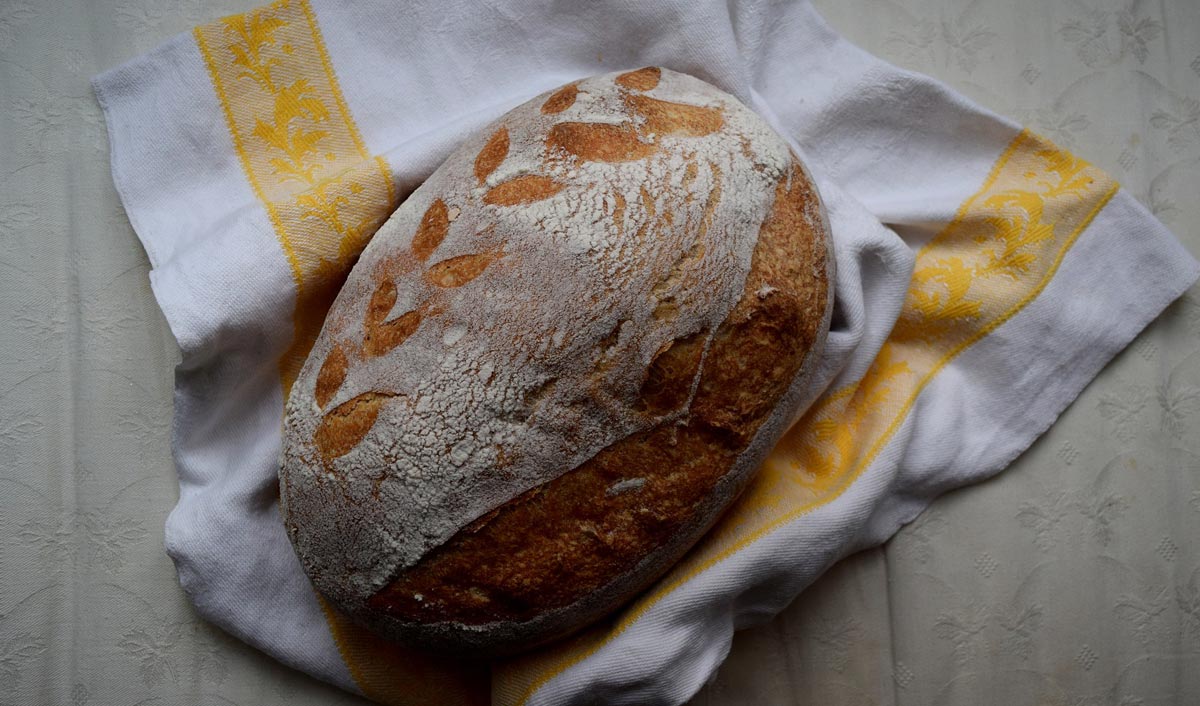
top-left (2, 0), bottom-right (1199, 704)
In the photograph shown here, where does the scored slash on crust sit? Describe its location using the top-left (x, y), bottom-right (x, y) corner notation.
top-left (474, 126), bottom-right (509, 184)
top-left (614, 66), bottom-right (661, 91)
top-left (483, 175), bottom-right (567, 206)
top-left (314, 391), bottom-right (400, 463)
top-left (306, 69), bottom-right (740, 478)
top-left (411, 197), bottom-right (450, 260)
top-left (540, 83), bottom-right (579, 114)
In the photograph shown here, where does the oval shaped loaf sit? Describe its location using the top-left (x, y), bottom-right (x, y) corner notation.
top-left (279, 67), bottom-right (833, 655)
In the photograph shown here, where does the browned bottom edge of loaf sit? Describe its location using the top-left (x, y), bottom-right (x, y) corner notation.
top-left (339, 192), bottom-right (837, 658)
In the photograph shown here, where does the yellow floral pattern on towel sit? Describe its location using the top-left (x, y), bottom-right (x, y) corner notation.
top-left (778, 134), bottom-right (1115, 504)
top-left (494, 130), bottom-right (1118, 705)
top-left (195, 3), bottom-right (488, 706)
top-left (195, 0), bottom-right (395, 394)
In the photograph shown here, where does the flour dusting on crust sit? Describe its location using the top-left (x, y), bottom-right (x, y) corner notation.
top-left (280, 68), bottom-right (795, 610)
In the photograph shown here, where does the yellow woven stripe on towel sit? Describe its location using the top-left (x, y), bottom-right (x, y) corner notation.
top-left (194, 0), bottom-right (395, 394)
top-left (194, 2), bottom-right (488, 704)
top-left (495, 129), bottom-right (1118, 705)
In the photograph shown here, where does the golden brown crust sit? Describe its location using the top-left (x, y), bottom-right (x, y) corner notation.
top-left (367, 157), bottom-right (828, 626)
top-left (615, 66), bottom-right (661, 91)
top-left (693, 164), bottom-right (828, 444)
top-left (482, 174), bottom-right (567, 205)
top-left (546, 122), bottom-right (658, 163)
top-left (423, 251), bottom-right (502, 288)
top-left (540, 83), bottom-right (579, 114)
top-left (473, 127), bottom-right (509, 184)
top-left (314, 344), bottom-right (349, 409)
top-left (314, 391), bottom-right (395, 463)
top-left (411, 198), bottom-right (450, 261)
top-left (362, 279), bottom-right (423, 358)
top-left (637, 329), bottom-right (708, 415)
top-left (624, 94), bottom-right (724, 137)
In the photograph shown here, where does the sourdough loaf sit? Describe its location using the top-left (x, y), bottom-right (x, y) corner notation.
top-left (279, 67), bottom-right (833, 655)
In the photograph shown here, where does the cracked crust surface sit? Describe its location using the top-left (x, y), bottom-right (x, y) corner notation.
top-left (279, 67), bottom-right (832, 655)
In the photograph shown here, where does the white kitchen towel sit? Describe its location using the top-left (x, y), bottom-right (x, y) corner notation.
top-left (93, 0), bottom-right (1199, 704)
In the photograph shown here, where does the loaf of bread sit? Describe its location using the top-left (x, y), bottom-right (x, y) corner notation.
top-left (279, 67), bottom-right (833, 655)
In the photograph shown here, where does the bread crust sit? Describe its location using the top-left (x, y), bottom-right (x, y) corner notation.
top-left (279, 67), bottom-right (833, 656)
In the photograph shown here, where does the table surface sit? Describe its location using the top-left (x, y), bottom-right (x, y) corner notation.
top-left (2, 0), bottom-right (1199, 704)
